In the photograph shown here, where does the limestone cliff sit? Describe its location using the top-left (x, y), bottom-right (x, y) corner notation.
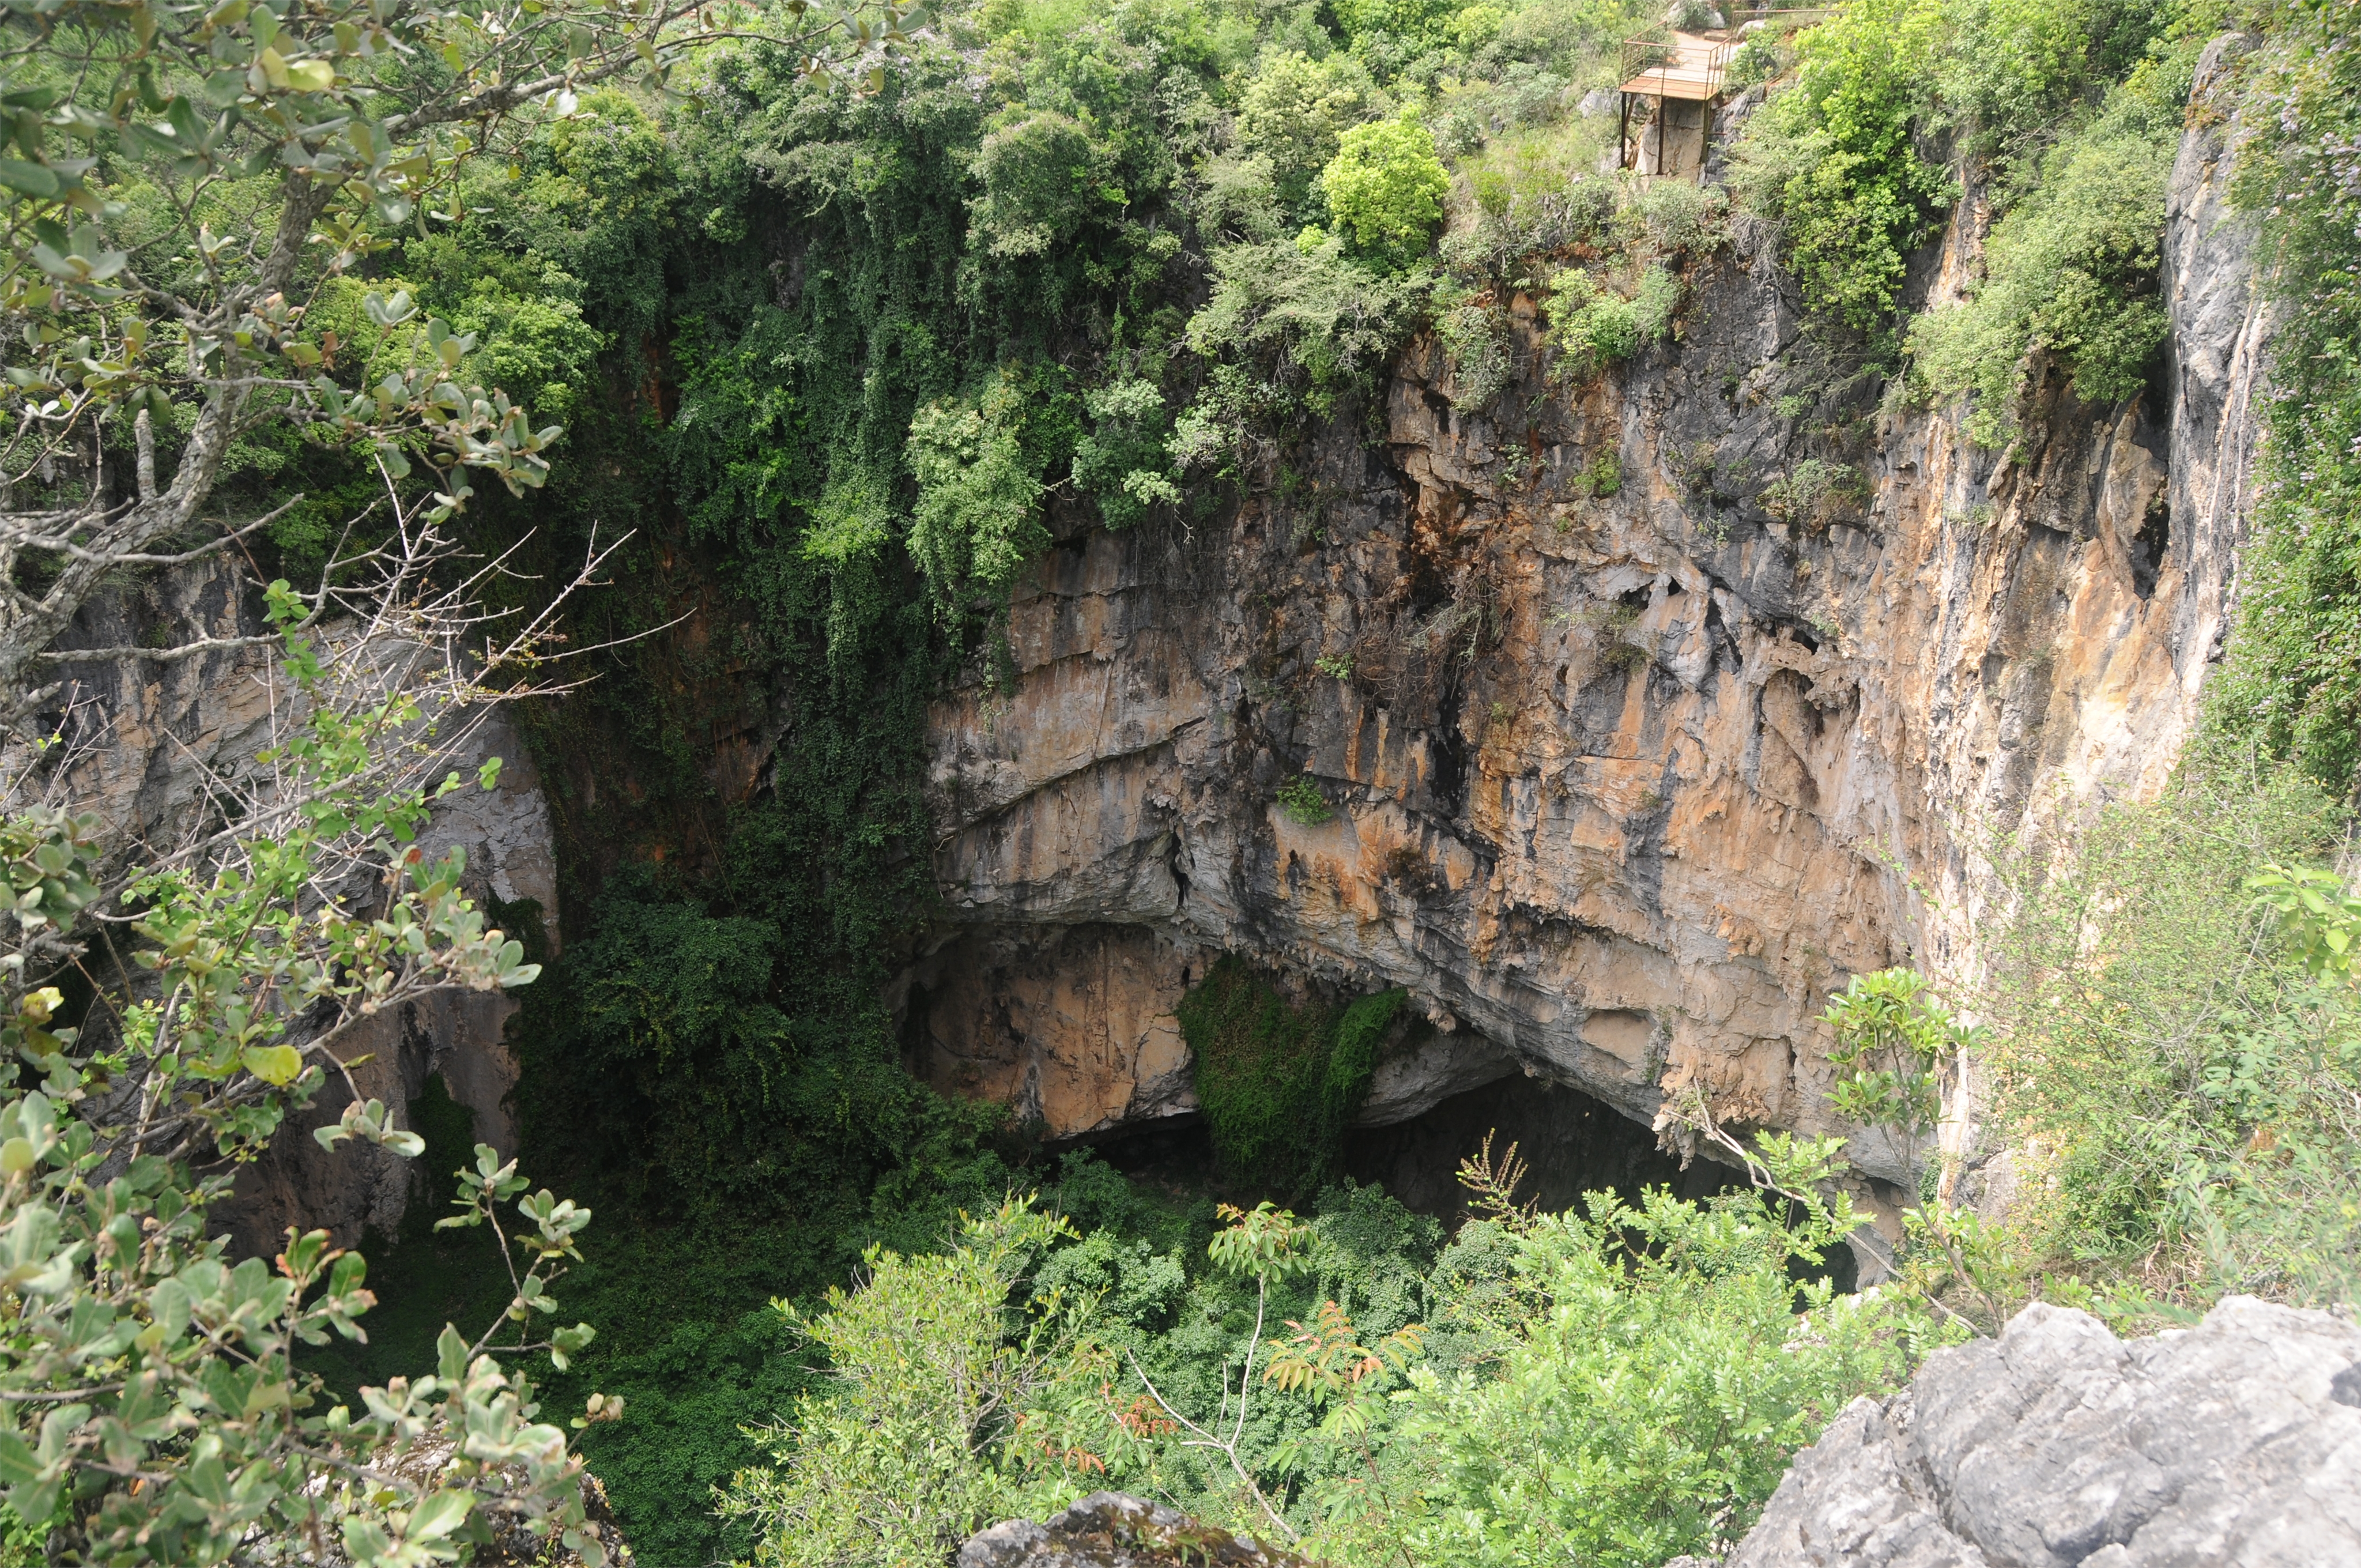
top-left (27, 557), bottom-right (559, 1252)
top-left (908, 44), bottom-right (2271, 1209)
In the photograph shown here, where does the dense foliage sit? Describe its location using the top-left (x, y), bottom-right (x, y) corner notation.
top-left (718, 1139), bottom-right (1932, 1565)
top-left (1972, 764), bottom-right (2361, 1313)
top-left (2200, 0), bottom-right (2361, 800)
top-left (1173, 960), bottom-right (1405, 1194)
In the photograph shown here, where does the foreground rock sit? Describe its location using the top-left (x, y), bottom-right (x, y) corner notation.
top-left (959, 1492), bottom-right (1302, 1568)
top-left (1730, 1295), bottom-right (2361, 1566)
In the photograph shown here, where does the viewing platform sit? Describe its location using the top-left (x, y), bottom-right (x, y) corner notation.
top-left (1616, 11), bottom-right (1826, 179)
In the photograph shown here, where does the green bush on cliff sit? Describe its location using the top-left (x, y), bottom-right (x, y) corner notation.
top-left (1730, 0), bottom-right (1953, 341)
top-left (1730, 0), bottom-right (2183, 349)
top-left (2202, 0), bottom-right (2361, 800)
top-left (1909, 91), bottom-right (2175, 442)
top-left (1175, 960), bottom-right (1405, 1193)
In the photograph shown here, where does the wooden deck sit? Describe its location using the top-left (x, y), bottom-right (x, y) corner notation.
top-left (1617, 31), bottom-right (1733, 101)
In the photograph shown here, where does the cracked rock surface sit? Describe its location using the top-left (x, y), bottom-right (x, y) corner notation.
top-left (1727, 1296), bottom-right (2361, 1567)
top-left (959, 1492), bottom-right (1302, 1568)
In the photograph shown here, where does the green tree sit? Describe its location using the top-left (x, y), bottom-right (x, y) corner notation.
top-left (1730, 0), bottom-right (1952, 340)
top-left (716, 1199), bottom-right (1122, 1568)
top-left (0, 0), bottom-right (918, 729)
top-left (1320, 116), bottom-right (1450, 270)
top-left (1398, 1137), bottom-right (1930, 1567)
top-left (1234, 50), bottom-right (1375, 219)
top-left (1909, 93), bottom-right (2174, 444)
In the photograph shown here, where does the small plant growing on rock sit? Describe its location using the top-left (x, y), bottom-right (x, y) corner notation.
top-left (1603, 638), bottom-right (1653, 675)
top-left (1315, 652), bottom-right (1355, 681)
top-left (1277, 772), bottom-right (1334, 825)
top-left (1823, 967), bottom-right (1978, 1149)
top-left (1762, 458), bottom-right (1870, 532)
top-left (1568, 450), bottom-right (1623, 500)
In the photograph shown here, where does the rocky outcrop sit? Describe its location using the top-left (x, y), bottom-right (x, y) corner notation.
top-left (213, 691), bottom-right (560, 1254)
top-left (959, 1492), bottom-right (1302, 1568)
top-left (1726, 1296), bottom-right (2361, 1566)
top-left (914, 51), bottom-right (2271, 1211)
top-left (27, 559), bottom-right (559, 1252)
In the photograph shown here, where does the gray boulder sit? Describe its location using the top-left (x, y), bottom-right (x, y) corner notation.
top-left (1728, 1295), bottom-right (2361, 1566)
top-left (959, 1492), bottom-right (1302, 1568)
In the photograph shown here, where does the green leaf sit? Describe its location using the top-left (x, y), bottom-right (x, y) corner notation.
top-left (240, 1044), bottom-right (303, 1085)
top-left (406, 1490), bottom-right (472, 1541)
top-left (436, 1322), bottom-right (467, 1383)
top-left (0, 159), bottom-right (58, 198)
top-left (0, 1431), bottom-right (40, 1486)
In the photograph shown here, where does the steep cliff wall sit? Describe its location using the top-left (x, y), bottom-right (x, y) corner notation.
top-left (28, 560), bottom-right (559, 1251)
top-left (912, 52), bottom-right (2270, 1201)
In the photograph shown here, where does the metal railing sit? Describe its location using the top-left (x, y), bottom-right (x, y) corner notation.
top-left (1616, 4), bottom-right (1831, 91)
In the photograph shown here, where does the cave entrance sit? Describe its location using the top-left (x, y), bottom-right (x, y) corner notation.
top-left (1080, 1073), bottom-right (1737, 1227)
top-left (1076, 1071), bottom-right (1857, 1292)
top-left (1341, 1075), bottom-right (1738, 1230)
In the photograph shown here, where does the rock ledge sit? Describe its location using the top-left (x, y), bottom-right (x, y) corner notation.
top-left (1729, 1295), bottom-right (2361, 1566)
top-left (959, 1492), bottom-right (1303, 1568)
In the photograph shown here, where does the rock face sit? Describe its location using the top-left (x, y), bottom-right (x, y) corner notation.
top-left (914, 50), bottom-right (2271, 1200)
top-left (959, 1492), bottom-right (1302, 1568)
top-left (27, 560), bottom-right (559, 1252)
top-left (1727, 1295), bottom-right (2361, 1567)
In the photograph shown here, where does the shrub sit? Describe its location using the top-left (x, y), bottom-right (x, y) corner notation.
top-left (1276, 772), bottom-right (1336, 825)
top-left (1910, 93), bottom-right (2174, 444)
top-left (1330, 0), bottom-right (1470, 55)
top-left (1760, 457), bottom-right (1870, 529)
top-left (1729, 0), bottom-right (1952, 340)
top-left (969, 110), bottom-right (1120, 258)
top-left (1179, 235), bottom-right (1423, 440)
top-left (1322, 116), bottom-right (1453, 270)
top-left (1629, 177), bottom-right (1727, 257)
top-left (1433, 281), bottom-right (1514, 410)
top-left (1072, 379), bottom-right (1180, 528)
top-left (1544, 265), bottom-right (1679, 377)
top-left (1976, 765), bottom-right (2361, 1314)
top-left (1398, 1154), bottom-right (1933, 1568)
top-left (717, 1200), bottom-right (1119, 1567)
top-left (1724, 30), bottom-right (1787, 90)
top-left (907, 374), bottom-right (1050, 610)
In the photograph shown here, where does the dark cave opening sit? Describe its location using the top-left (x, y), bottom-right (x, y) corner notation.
top-left (1340, 1073), bottom-right (1739, 1228)
top-left (2132, 493), bottom-right (2171, 598)
top-left (1080, 1072), bottom-right (1856, 1291)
